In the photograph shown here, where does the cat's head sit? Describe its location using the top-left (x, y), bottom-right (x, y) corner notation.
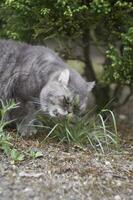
top-left (40, 69), bottom-right (95, 117)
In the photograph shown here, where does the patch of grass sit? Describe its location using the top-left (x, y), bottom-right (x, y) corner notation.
top-left (27, 148), bottom-right (43, 159)
top-left (0, 100), bottom-right (120, 160)
top-left (10, 148), bottom-right (25, 164)
top-left (39, 109), bottom-right (120, 153)
top-left (0, 100), bottom-right (24, 163)
top-left (0, 100), bottom-right (44, 163)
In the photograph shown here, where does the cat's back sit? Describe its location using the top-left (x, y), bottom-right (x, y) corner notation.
top-left (0, 39), bottom-right (26, 57)
top-left (0, 39), bottom-right (28, 73)
top-left (0, 39), bottom-right (64, 71)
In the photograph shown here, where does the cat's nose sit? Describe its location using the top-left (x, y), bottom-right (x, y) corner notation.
top-left (53, 109), bottom-right (64, 117)
top-left (53, 109), bottom-right (58, 116)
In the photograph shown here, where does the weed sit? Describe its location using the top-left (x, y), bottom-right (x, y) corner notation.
top-left (10, 148), bottom-right (25, 164)
top-left (0, 99), bottom-right (120, 160)
top-left (38, 109), bottom-right (120, 152)
top-left (0, 100), bottom-right (25, 162)
top-left (28, 148), bottom-right (43, 159)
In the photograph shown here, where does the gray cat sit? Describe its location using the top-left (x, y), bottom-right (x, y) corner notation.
top-left (0, 39), bottom-right (95, 136)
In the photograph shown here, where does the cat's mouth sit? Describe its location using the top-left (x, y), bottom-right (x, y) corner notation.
top-left (49, 109), bottom-right (71, 118)
top-left (41, 102), bottom-right (78, 118)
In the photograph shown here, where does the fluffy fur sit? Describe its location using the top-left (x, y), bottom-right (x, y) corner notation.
top-left (0, 39), bottom-right (95, 135)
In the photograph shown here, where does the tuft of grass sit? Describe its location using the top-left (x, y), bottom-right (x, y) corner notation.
top-left (0, 100), bottom-right (43, 163)
top-left (0, 100), bottom-right (18, 154)
top-left (0, 100), bottom-right (24, 163)
top-left (10, 148), bottom-right (25, 164)
top-left (39, 110), bottom-right (120, 153)
top-left (27, 148), bottom-right (43, 159)
top-left (0, 99), bottom-right (19, 132)
top-left (0, 99), bottom-right (120, 158)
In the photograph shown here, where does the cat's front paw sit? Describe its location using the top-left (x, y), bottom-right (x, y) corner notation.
top-left (17, 124), bottom-right (38, 137)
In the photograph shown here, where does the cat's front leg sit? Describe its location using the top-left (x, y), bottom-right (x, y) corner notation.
top-left (17, 116), bottom-right (38, 136)
top-left (17, 102), bottom-right (40, 137)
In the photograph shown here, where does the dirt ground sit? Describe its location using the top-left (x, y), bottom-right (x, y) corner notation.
top-left (0, 98), bottom-right (133, 200)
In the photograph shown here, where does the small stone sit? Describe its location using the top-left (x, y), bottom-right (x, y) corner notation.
top-left (114, 195), bottom-right (121, 200)
top-left (116, 180), bottom-right (122, 187)
top-left (24, 187), bottom-right (35, 197)
top-left (0, 187), bottom-right (3, 194)
top-left (119, 114), bottom-right (127, 120)
top-left (24, 187), bottom-right (33, 193)
top-left (19, 171), bottom-right (43, 178)
top-left (105, 161), bottom-right (111, 166)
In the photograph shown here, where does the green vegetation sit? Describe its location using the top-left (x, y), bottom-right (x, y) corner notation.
top-left (27, 148), bottom-right (43, 159)
top-left (39, 109), bottom-right (120, 153)
top-left (0, 100), bottom-right (17, 154)
top-left (0, 0), bottom-right (133, 110)
top-left (0, 100), bottom-right (24, 163)
top-left (0, 0), bottom-right (133, 108)
top-left (0, 101), bottom-right (120, 161)
top-left (104, 27), bottom-right (133, 86)
top-left (0, 0), bottom-right (132, 159)
top-left (0, 101), bottom-right (44, 162)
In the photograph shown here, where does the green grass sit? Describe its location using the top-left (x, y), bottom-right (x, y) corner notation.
top-left (0, 100), bottom-right (24, 163)
top-left (0, 100), bottom-right (17, 154)
top-left (38, 109), bottom-right (120, 153)
top-left (0, 100), bottom-right (120, 162)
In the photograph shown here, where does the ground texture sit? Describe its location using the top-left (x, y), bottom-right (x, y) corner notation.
top-left (0, 99), bottom-right (133, 200)
top-left (0, 140), bottom-right (133, 200)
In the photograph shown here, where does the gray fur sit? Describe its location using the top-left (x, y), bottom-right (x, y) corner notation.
top-left (0, 39), bottom-right (95, 136)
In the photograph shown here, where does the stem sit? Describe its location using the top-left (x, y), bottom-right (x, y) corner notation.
top-left (82, 30), bottom-right (110, 111)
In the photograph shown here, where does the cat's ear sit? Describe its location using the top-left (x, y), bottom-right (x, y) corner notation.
top-left (87, 81), bottom-right (95, 92)
top-left (58, 69), bottom-right (70, 86)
